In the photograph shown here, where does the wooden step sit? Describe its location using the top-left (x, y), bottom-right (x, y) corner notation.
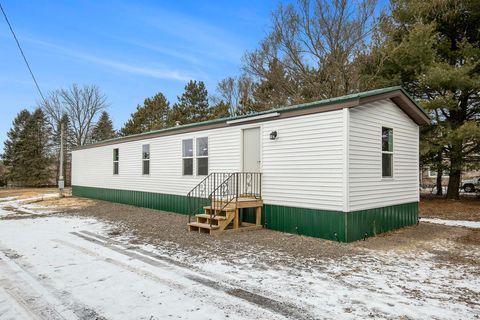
top-left (195, 214), bottom-right (227, 220)
top-left (203, 205), bottom-right (235, 212)
top-left (187, 222), bottom-right (219, 230)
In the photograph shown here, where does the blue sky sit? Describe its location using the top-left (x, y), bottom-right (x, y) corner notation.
top-left (0, 0), bottom-right (279, 145)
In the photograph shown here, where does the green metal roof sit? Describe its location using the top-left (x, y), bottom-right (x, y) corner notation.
top-left (78, 86), bottom-right (429, 149)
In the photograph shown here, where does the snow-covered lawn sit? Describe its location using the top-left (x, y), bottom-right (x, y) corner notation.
top-left (0, 193), bottom-right (59, 217)
top-left (0, 195), bottom-right (479, 319)
top-left (421, 217), bottom-right (480, 229)
top-left (0, 217), bottom-right (282, 319)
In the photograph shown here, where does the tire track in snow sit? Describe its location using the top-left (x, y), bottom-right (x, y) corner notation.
top-left (73, 231), bottom-right (313, 320)
top-left (52, 239), bottom-right (184, 290)
top-left (0, 250), bottom-right (72, 320)
top-left (0, 245), bottom-right (108, 320)
top-left (56, 235), bottom-right (286, 319)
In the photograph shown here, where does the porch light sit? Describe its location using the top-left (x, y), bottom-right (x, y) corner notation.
top-left (270, 131), bottom-right (278, 140)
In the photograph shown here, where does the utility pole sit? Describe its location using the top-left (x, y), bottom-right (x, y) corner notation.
top-left (58, 122), bottom-right (65, 197)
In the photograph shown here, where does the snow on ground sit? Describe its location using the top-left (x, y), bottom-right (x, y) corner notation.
top-left (170, 243), bottom-right (480, 319)
top-left (0, 193), bottom-right (59, 217)
top-left (0, 215), bottom-right (478, 319)
top-left (0, 217), bottom-right (284, 319)
top-left (0, 192), bottom-right (479, 319)
top-left (421, 217), bottom-right (480, 229)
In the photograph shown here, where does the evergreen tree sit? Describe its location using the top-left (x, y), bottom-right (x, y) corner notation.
top-left (91, 111), bottom-right (116, 142)
top-left (121, 92), bottom-right (169, 135)
top-left (168, 80), bottom-right (210, 126)
top-left (2, 109), bottom-right (52, 186)
top-left (359, 0), bottom-right (480, 199)
top-left (250, 58), bottom-right (295, 112)
top-left (2, 109), bottom-right (31, 184)
top-left (210, 100), bottom-right (230, 119)
top-left (23, 109), bottom-right (52, 186)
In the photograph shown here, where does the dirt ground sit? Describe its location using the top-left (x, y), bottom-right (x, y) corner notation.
top-left (1, 190), bottom-right (479, 319)
top-left (0, 187), bottom-right (59, 199)
top-left (2, 190), bottom-right (478, 267)
top-left (420, 195), bottom-right (480, 221)
top-left (61, 197), bottom-right (480, 269)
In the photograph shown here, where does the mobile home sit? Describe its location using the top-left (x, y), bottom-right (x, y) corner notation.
top-left (72, 86), bottom-right (430, 242)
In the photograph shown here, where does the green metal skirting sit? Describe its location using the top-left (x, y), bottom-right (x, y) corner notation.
top-left (263, 204), bottom-right (346, 241)
top-left (72, 185), bottom-right (191, 214)
top-left (345, 202), bottom-right (418, 242)
top-left (72, 185), bottom-right (418, 242)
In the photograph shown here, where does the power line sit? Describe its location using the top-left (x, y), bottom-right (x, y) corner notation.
top-left (0, 2), bottom-right (46, 102)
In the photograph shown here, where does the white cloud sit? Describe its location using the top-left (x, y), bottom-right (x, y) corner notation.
top-left (26, 37), bottom-right (193, 81)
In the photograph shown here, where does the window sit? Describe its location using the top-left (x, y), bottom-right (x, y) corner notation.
top-left (182, 139), bottom-right (193, 175)
top-left (196, 137), bottom-right (208, 176)
top-left (381, 127), bottom-right (393, 178)
top-left (142, 144), bottom-right (150, 175)
top-left (113, 148), bottom-right (119, 175)
top-left (428, 168), bottom-right (449, 178)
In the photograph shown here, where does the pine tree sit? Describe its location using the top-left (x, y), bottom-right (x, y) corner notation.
top-left (359, 0), bottom-right (480, 199)
top-left (210, 101), bottom-right (230, 119)
top-left (2, 109), bottom-right (52, 186)
top-left (250, 58), bottom-right (296, 112)
top-left (168, 80), bottom-right (210, 126)
top-left (2, 109), bottom-right (31, 185)
top-left (121, 92), bottom-right (169, 135)
top-left (91, 111), bottom-right (115, 142)
top-left (22, 108), bottom-right (52, 186)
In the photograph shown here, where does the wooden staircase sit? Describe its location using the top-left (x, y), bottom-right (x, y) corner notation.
top-left (188, 197), bottom-right (263, 235)
top-left (187, 173), bottom-right (263, 236)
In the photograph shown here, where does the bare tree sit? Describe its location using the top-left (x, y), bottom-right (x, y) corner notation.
top-left (216, 75), bottom-right (255, 115)
top-left (41, 91), bottom-right (64, 139)
top-left (41, 84), bottom-right (108, 147)
top-left (244, 0), bottom-right (378, 101)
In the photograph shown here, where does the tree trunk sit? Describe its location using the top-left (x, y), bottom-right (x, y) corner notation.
top-left (436, 168), bottom-right (443, 196)
top-left (446, 143), bottom-right (463, 199)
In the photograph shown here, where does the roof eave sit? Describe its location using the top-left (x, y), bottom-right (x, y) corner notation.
top-left (73, 87), bottom-right (430, 151)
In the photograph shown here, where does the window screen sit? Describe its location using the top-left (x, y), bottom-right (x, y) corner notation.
top-left (381, 127), bottom-right (393, 178)
top-left (142, 144), bottom-right (150, 175)
top-left (196, 137), bottom-right (208, 175)
top-left (113, 148), bottom-right (119, 175)
top-left (182, 139), bottom-right (193, 175)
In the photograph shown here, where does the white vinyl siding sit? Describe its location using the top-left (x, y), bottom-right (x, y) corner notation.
top-left (73, 101), bottom-right (419, 213)
top-left (72, 111), bottom-right (345, 212)
top-left (261, 110), bottom-right (344, 211)
top-left (348, 99), bottom-right (420, 211)
top-left (73, 128), bottom-right (240, 198)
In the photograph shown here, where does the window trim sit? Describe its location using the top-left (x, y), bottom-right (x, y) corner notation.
top-left (428, 167), bottom-right (449, 178)
top-left (113, 148), bottom-right (119, 175)
top-left (142, 144), bottom-right (150, 175)
top-left (381, 127), bottom-right (393, 179)
top-left (196, 137), bottom-right (209, 176)
top-left (182, 138), bottom-right (194, 176)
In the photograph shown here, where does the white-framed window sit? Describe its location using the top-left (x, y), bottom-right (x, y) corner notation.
top-left (381, 127), bottom-right (393, 178)
top-left (196, 137), bottom-right (208, 176)
top-left (182, 139), bottom-right (193, 176)
top-left (113, 148), bottom-right (119, 175)
top-left (428, 168), bottom-right (449, 178)
top-left (142, 144), bottom-right (150, 175)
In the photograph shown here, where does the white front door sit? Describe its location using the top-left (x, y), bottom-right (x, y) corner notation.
top-left (242, 127), bottom-right (261, 172)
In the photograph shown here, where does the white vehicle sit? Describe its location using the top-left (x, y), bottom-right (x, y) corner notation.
top-left (462, 177), bottom-right (480, 193)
